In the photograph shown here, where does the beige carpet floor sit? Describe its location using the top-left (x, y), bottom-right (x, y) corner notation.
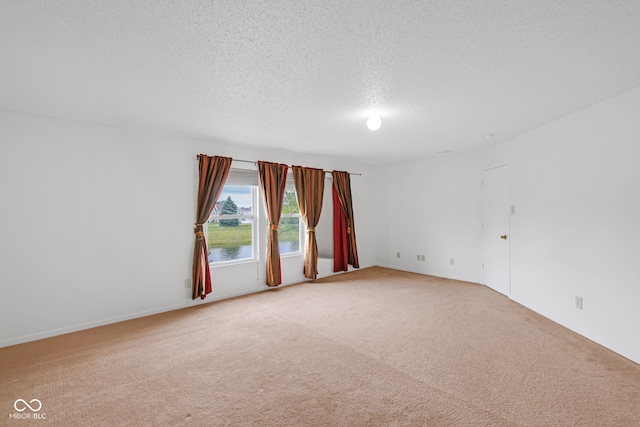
top-left (1, 267), bottom-right (639, 426)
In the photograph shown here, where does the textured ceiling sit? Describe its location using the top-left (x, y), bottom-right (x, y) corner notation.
top-left (2, 1), bottom-right (640, 165)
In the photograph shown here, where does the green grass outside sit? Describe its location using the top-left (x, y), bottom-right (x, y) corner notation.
top-left (207, 223), bottom-right (252, 249)
top-left (207, 221), bottom-right (300, 249)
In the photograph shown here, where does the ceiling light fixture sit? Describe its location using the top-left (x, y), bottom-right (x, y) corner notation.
top-left (367, 115), bottom-right (381, 131)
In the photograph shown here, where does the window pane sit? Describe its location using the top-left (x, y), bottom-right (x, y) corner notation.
top-left (279, 216), bottom-right (300, 254)
top-left (282, 190), bottom-right (299, 214)
top-left (214, 186), bottom-right (253, 216)
top-left (316, 176), bottom-right (334, 258)
top-left (207, 184), bottom-right (255, 264)
top-left (207, 219), bottom-right (254, 263)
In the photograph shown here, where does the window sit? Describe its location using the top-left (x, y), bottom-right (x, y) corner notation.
top-left (315, 176), bottom-right (334, 258)
top-left (207, 169), bottom-right (259, 264)
top-left (279, 189), bottom-right (302, 255)
top-left (204, 168), bottom-right (302, 264)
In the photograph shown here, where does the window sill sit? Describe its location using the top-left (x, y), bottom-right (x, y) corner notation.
top-left (210, 258), bottom-right (258, 268)
top-left (281, 252), bottom-right (303, 258)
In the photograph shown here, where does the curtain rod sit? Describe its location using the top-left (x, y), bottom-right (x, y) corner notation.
top-left (197, 156), bottom-right (362, 176)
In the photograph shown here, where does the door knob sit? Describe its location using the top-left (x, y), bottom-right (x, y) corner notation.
top-left (500, 235), bottom-right (508, 240)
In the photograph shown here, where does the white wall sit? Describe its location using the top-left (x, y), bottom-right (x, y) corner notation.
top-left (482, 86), bottom-right (640, 364)
top-left (374, 85), bottom-right (640, 364)
top-left (4, 83), bottom-right (639, 364)
top-left (375, 152), bottom-right (482, 283)
top-left (0, 110), bottom-right (375, 347)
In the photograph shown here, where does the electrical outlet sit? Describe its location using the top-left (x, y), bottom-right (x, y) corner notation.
top-left (511, 205), bottom-right (516, 215)
top-left (420, 255), bottom-right (425, 262)
top-left (575, 296), bottom-right (583, 310)
top-left (450, 258), bottom-right (455, 265)
top-left (184, 279), bottom-right (191, 289)
top-left (417, 255), bottom-right (420, 261)
top-left (396, 252), bottom-right (401, 259)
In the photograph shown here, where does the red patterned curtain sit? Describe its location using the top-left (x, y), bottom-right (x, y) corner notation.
top-left (332, 171), bottom-right (359, 269)
top-left (292, 166), bottom-right (325, 279)
top-left (258, 161), bottom-right (289, 287)
top-left (192, 155), bottom-right (232, 299)
top-left (333, 185), bottom-right (349, 272)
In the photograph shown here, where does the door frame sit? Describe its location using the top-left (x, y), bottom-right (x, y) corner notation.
top-left (481, 162), bottom-right (511, 296)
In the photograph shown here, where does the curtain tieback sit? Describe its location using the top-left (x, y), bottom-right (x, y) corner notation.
top-left (346, 227), bottom-right (351, 234)
top-left (194, 224), bottom-right (205, 240)
top-left (307, 226), bottom-right (315, 233)
top-left (269, 224), bottom-right (279, 231)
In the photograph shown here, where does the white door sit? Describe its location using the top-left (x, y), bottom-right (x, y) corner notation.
top-left (482, 164), bottom-right (510, 296)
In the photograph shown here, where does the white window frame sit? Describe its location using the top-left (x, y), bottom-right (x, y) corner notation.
top-left (207, 184), bottom-right (259, 266)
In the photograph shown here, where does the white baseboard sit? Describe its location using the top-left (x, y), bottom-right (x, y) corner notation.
top-left (1, 264), bottom-right (376, 349)
top-left (375, 263), bottom-right (480, 284)
top-left (0, 303), bottom-right (185, 349)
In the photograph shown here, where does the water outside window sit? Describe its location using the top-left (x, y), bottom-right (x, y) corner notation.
top-left (207, 219), bottom-right (254, 263)
top-left (279, 216), bottom-right (300, 254)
